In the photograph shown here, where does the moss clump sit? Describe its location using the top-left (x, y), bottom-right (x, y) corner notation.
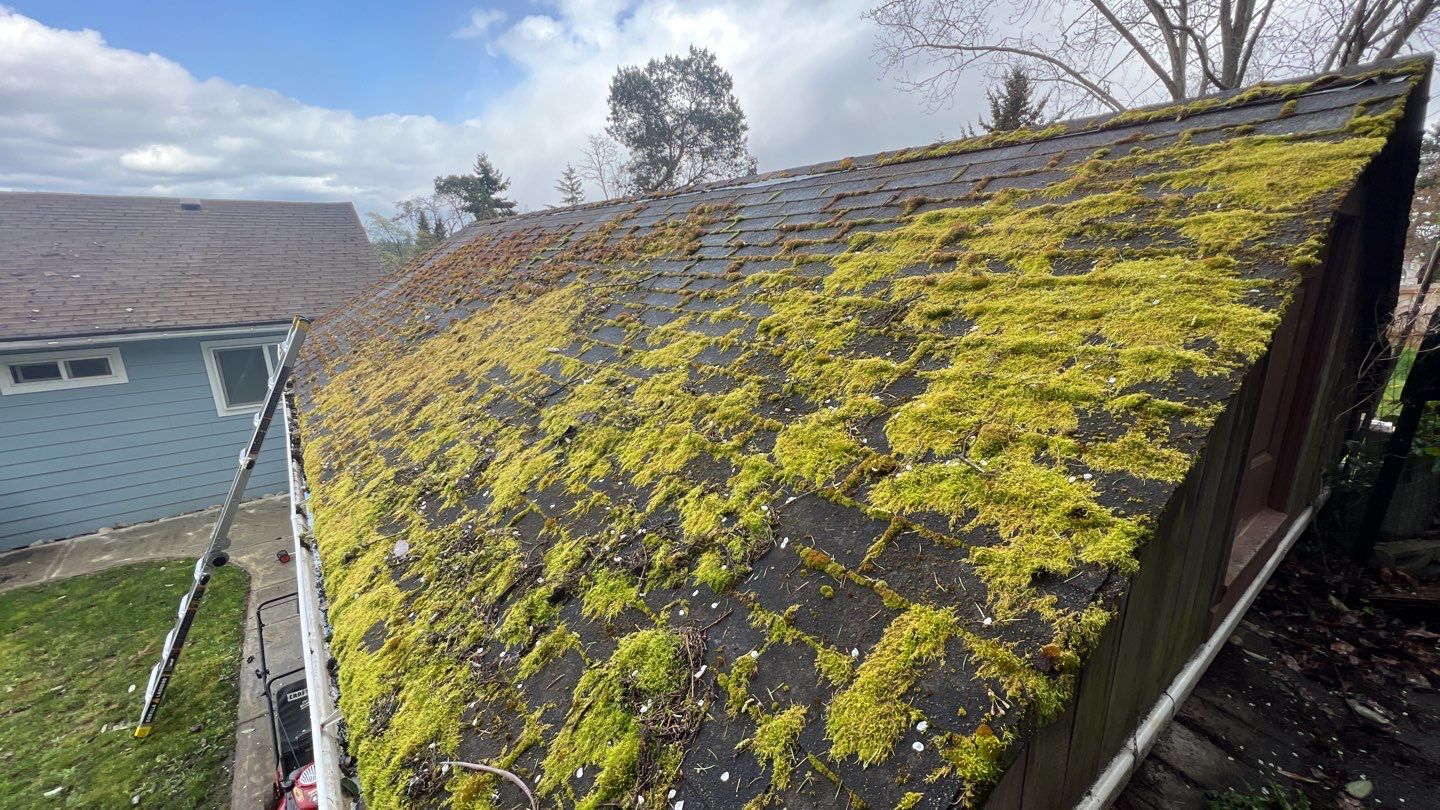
top-left (798, 546), bottom-right (910, 611)
top-left (826, 606), bottom-right (960, 765)
top-left (743, 705), bottom-right (809, 789)
top-left (695, 549), bottom-right (744, 592)
top-left (820, 584), bottom-right (836, 599)
top-left (580, 568), bottom-right (641, 621)
top-left (939, 724), bottom-right (1006, 792)
top-left (497, 585), bottom-right (560, 647)
top-left (538, 628), bottom-right (693, 808)
top-left (718, 653), bottom-right (759, 718)
top-left (896, 792), bottom-right (924, 810)
top-left (815, 646), bottom-right (855, 687)
top-left (516, 625), bottom-right (581, 680)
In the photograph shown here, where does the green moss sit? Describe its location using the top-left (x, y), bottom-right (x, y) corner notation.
top-left (497, 585), bottom-right (559, 647)
top-left (827, 606), bottom-right (960, 765)
top-left (939, 724), bottom-right (1006, 793)
top-left (581, 568), bottom-right (642, 621)
top-left (815, 646), bottom-right (855, 687)
top-left (516, 625), bottom-right (582, 680)
top-left (297, 62), bottom-right (1419, 807)
top-left (538, 628), bottom-right (692, 808)
top-left (896, 792), bottom-right (924, 810)
top-left (798, 546), bottom-right (910, 611)
top-left (695, 549), bottom-right (745, 592)
top-left (743, 705), bottom-right (809, 789)
top-left (718, 653), bottom-right (759, 718)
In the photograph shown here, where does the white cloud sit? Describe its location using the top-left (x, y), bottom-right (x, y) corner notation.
top-left (452, 7), bottom-right (507, 40)
top-left (119, 144), bottom-right (222, 174)
top-left (0, 4), bottom-right (984, 214)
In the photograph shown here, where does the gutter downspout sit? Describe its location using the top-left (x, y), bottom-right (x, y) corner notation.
top-left (1075, 490), bottom-right (1328, 809)
top-left (282, 391), bottom-right (347, 810)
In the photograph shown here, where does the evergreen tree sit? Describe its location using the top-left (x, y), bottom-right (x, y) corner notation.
top-left (606, 46), bottom-right (756, 193)
top-left (979, 66), bottom-right (1048, 132)
top-left (554, 164), bottom-right (585, 206)
top-left (416, 210), bottom-right (433, 244)
top-left (434, 152), bottom-right (518, 221)
top-left (433, 216), bottom-right (447, 240)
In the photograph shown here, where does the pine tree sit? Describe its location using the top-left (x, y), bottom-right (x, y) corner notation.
top-left (554, 164), bottom-right (585, 207)
top-left (433, 217), bottom-right (447, 240)
top-left (434, 153), bottom-right (518, 221)
top-left (979, 67), bottom-right (1047, 133)
top-left (416, 211), bottom-right (433, 242)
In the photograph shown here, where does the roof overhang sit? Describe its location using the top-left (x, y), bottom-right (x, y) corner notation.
top-left (0, 322), bottom-right (291, 353)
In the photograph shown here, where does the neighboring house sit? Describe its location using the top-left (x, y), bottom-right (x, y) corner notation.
top-left (296, 59), bottom-right (1425, 809)
top-left (0, 192), bottom-right (381, 550)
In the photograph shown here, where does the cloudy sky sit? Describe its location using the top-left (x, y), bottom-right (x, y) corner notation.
top-left (0, 1), bottom-right (984, 217)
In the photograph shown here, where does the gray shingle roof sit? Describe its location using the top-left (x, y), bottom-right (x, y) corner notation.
top-left (0, 192), bottom-right (383, 340)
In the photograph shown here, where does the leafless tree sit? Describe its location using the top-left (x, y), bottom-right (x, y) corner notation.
top-left (866, 0), bottom-right (1439, 115)
top-left (578, 134), bottom-right (631, 200)
top-left (393, 193), bottom-right (468, 235)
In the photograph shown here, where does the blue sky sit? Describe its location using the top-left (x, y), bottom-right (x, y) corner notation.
top-left (1, 2), bottom-right (1436, 218)
top-left (1, 1), bottom-right (980, 214)
top-left (3, 1), bottom-right (981, 214)
top-left (7, 1), bottom-right (522, 120)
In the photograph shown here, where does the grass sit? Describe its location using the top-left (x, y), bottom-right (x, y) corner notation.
top-left (1377, 346), bottom-right (1418, 419)
top-left (0, 561), bottom-right (249, 808)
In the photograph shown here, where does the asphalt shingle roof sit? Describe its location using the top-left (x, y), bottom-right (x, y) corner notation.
top-left (297, 58), bottom-right (1426, 809)
top-left (0, 192), bottom-right (383, 341)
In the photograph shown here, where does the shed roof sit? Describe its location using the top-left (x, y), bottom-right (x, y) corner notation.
top-left (298, 58), bottom-right (1428, 809)
top-left (0, 192), bottom-right (383, 341)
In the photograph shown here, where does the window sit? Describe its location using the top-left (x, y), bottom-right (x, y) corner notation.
top-left (201, 338), bottom-right (282, 416)
top-left (0, 348), bottom-right (128, 395)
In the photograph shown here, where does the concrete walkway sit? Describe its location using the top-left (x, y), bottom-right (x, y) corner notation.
top-left (0, 496), bottom-right (302, 810)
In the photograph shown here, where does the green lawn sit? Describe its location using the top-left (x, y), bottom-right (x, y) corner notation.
top-left (0, 562), bottom-right (249, 808)
top-left (1378, 345), bottom-right (1418, 419)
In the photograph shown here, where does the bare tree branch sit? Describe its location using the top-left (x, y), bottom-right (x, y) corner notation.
top-left (868, 0), bottom-right (1438, 121)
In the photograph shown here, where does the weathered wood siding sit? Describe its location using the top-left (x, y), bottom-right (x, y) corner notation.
top-left (0, 334), bottom-right (286, 549)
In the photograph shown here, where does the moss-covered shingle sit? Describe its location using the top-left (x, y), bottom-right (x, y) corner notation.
top-left (297, 59), bottom-right (1425, 809)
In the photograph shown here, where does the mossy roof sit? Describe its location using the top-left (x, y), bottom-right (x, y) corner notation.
top-left (297, 58), bottom-right (1427, 809)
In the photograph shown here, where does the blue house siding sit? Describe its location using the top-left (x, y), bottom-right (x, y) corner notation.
top-left (0, 333), bottom-right (288, 550)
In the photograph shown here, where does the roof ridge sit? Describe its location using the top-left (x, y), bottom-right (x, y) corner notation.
top-left (0, 189), bottom-right (359, 208)
top-left (465, 54), bottom-right (1431, 236)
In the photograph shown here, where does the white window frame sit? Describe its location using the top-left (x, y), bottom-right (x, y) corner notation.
top-left (200, 337), bottom-right (282, 417)
top-left (0, 347), bottom-right (128, 395)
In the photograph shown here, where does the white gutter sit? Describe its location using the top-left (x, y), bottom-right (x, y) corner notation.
top-left (0, 323), bottom-right (290, 352)
top-left (281, 392), bottom-right (347, 810)
top-left (1075, 490), bottom-right (1328, 809)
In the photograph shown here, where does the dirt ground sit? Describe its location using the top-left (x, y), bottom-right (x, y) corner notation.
top-left (1119, 536), bottom-right (1440, 808)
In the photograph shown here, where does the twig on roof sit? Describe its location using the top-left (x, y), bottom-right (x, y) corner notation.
top-left (439, 761), bottom-right (538, 810)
